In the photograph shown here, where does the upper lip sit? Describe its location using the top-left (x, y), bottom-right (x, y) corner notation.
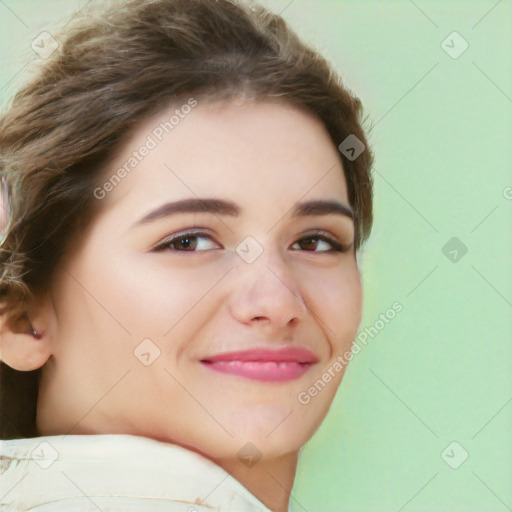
top-left (201, 347), bottom-right (318, 364)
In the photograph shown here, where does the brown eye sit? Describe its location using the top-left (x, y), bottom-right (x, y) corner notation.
top-left (153, 231), bottom-right (220, 252)
top-left (169, 235), bottom-right (198, 251)
top-left (297, 237), bottom-right (321, 251)
top-left (291, 233), bottom-right (348, 253)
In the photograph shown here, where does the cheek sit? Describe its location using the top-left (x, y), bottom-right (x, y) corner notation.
top-left (80, 245), bottom-right (229, 340)
top-left (303, 263), bottom-right (362, 347)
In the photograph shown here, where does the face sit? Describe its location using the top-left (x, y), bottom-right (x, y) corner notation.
top-left (37, 99), bottom-right (363, 462)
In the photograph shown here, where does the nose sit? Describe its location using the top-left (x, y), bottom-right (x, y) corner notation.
top-left (229, 246), bottom-right (307, 330)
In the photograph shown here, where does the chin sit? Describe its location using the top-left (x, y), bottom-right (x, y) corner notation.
top-left (209, 403), bottom-right (322, 460)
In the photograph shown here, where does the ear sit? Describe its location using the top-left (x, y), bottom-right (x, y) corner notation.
top-left (0, 306), bottom-right (53, 372)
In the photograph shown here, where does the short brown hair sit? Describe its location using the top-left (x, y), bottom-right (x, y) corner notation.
top-left (0, 0), bottom-right (374, 438)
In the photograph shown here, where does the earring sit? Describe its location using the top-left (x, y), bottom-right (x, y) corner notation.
top-left (31, 328), bottom-right (43, 340)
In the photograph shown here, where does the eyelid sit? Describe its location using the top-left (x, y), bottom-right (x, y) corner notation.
top-left (151, 228), bottom-right (352, 253)
top-left (152, 229), bottom-right (221, 252)
top-left (292, 230), bottom-right (352, 253)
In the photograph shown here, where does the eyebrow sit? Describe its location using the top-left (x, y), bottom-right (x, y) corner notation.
top-left (133, 197), bottom-right (353, 226)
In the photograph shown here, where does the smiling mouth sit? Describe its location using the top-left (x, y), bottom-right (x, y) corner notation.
top-left (200, 347), bottom-right (317, 382)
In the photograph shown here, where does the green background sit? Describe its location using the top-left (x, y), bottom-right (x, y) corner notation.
top-left (1, 1), bottom-right (511, 510)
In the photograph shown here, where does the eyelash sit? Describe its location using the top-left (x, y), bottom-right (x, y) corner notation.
top-left (152, 230), bottom-right (351, 253)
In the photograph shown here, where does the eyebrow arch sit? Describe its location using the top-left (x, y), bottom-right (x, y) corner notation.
top-left (132, 197), bottom-right (353, 227)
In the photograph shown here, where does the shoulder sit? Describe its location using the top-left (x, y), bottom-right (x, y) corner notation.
top-left (0, 434), bottom-right (271, 511)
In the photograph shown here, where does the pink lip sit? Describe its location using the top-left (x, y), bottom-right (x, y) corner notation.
top-left (200, 347), bottom-right (318, 382)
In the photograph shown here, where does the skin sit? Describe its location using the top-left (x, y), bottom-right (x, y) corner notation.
top-left (2, 99), bottom-right (363, 512)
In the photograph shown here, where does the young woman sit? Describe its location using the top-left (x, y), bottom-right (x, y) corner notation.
top-left (0, 0), bottom-right (374, 510)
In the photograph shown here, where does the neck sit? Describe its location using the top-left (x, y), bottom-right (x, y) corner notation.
top-left (214, 450), bottom-right (299, 512)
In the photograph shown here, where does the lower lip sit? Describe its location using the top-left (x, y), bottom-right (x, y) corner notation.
top-left (201, 360), bottom-right (313, 382)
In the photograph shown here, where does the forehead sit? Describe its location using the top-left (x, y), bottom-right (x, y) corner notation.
top-left (100, 99), bottom-right (349, 219)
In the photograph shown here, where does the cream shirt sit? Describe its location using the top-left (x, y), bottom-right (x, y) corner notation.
top-left (0, 434), bottom-right (276, 511)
